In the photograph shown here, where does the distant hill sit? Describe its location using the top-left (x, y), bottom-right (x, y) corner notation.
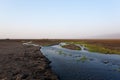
top-left (92, 33), bottom-right (120, 39)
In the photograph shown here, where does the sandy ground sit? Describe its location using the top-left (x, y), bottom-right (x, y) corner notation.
top-left (0, 40), bottom-right (58, 80)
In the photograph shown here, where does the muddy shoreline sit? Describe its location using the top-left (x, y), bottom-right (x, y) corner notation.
top-left (0, 40), bottom-right (58, 80)
top-left (61, 44), bottom-right (81, 50)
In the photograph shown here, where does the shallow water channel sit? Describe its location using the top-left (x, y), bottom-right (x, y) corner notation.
top-left (41, 43), bottom-right (120, 80)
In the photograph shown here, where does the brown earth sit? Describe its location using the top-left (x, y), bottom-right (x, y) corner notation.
top-left (62, 44), bottom-right (81, 50)
top-left (0, 39), bottom-right (119, 79)
top-left (0, 40), bottom-right (58, 80)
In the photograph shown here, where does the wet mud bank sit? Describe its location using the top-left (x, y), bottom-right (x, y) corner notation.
top-left (61, 44), bottom-right (81, 50)
top-left (0, 41), bottom-right (58, 80)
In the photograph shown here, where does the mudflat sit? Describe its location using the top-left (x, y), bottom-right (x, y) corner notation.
top-left (0, 40), bottom-right (58, 80)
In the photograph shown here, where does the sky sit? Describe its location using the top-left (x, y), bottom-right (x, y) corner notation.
top-left (0, 0), bottom-right (120, 39)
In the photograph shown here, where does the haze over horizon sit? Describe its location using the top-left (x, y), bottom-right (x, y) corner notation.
top-left (0, 0), bottom-right (120, 39)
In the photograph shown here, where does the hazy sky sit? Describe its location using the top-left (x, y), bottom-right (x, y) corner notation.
top-left (0, 0), bottom-right (120, 39)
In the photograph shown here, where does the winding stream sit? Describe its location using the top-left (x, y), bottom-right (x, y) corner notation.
top-left (41, 43), bottom-right (120, 80)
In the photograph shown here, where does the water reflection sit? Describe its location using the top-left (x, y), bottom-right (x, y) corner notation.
top-left (41, 44), bottom-right (120, 80)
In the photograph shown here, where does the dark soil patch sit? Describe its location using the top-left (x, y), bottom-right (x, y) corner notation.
top-left (0, 40), bottom-right (58, 80)
top-left (62, 44), bottom-right (81, 50)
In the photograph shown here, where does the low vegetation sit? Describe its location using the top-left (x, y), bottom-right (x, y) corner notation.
top-left (65, 41), bottom-right (120, 54)
top-left (85, 44), bottom-right (120, 54)
top-left (76, 56), bottom-right (88, 62)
